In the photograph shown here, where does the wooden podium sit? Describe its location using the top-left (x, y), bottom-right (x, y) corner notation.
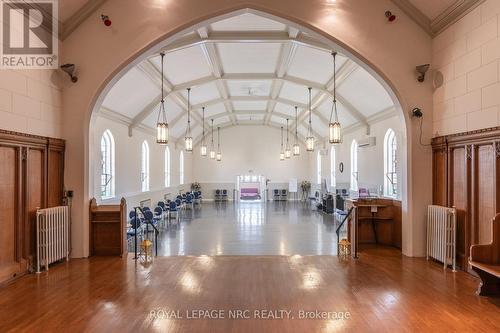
top-left (89, 198), bottom-right (127, 256)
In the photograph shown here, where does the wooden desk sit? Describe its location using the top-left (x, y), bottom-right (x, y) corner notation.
top-left (346, 198), bottom-right (402, 250)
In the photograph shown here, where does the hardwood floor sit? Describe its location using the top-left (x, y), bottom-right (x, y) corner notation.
top-left (1, 247), bottom-right (499, 332)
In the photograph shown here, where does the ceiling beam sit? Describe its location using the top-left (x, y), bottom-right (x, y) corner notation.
top-left (160, 31), bottom-right (331, 55)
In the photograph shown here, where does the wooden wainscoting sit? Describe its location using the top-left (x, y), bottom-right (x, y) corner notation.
top-left (432, 127), bottom-right (500, 271)
top-left (0, 130), bottom-right (65, 284)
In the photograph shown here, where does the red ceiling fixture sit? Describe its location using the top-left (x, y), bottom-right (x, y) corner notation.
top-left (101, 14), bottom-right (112, 26)
top-left (385, 11), bottom-right (396, 22)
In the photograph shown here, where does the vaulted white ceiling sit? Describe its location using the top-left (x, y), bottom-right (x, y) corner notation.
top-left (98, 12), bottom-right (397, 145)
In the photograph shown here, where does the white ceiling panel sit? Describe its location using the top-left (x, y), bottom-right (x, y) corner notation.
top-left (179, 82), bottom-right (221, 105)
top-left (226, 80), bottom-right (272, 96)
top-left (338, 68), bottom-right (393, 117)
top-left (273, 102), bottom-right (296, 117)
top-left (270, 115), bottom-right (287, 126)
top-left (316, 99), bottom-right (358, 127)
top-left (170, 115), bottom-right (187, 138)
top-left (298, 124), bottom-right (308, 138)
top-left (279, 82), bottom-right (320, 104)
top-left (236, 114), bottom-right (265, 122)
top-left (232, 100), bottom-right (267, 110)
top-left (210, 13), bottom-right (286, 31)
top-left (102, 68), bottom-right (159, 118)
top-left (150, 46), bottom-right (211, 85)
top-left (287, 45), bottom-right (347, 85)
top-left (217, 43), bottom-right (281, 73)
top-left (204, 103), bottom-right (226, 118)
top-left (214, 116), bottom-right (230, 126)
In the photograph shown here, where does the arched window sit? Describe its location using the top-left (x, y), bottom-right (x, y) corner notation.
top-left (164, 146), bottom-right (171, 187)
top-left (179, 151), bottom-right (184, 185)
top-left (141, 141), bottom-right (150, 192)
top-left (316, 151), bottom-right (321, 185)
top-left (384, 129), bottom-right (398, 197)
top-left (330, 146), bottom-right (336, 188)
top-left (100, 129), bottom-right (115, 199)
top-left (350, 140), bottom-right (358, 191)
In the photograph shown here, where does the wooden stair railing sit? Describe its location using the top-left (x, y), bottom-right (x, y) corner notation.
top-left (469, 213), bottom-right (500, 296)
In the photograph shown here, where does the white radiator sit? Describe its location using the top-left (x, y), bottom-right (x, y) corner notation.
top-left (426, 205), bottom-right (456, 271)
top-left (36, 206), bottom-right (70, 273)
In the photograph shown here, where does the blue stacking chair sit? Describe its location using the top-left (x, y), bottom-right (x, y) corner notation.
top-left (154, 206), bottom-right (164, 228)
top-left (143, 209), bottom-right (158, 232)
top-left (169, 201), bottom-right (179, 221)
top-left (222, 189), bottom-right (228, 201)
top-left (215, 189), bottom-right (221, 202)
top-left (273, 189), bottom-right (280, 201)
top-left (185, 193), bottom-right (194, 209)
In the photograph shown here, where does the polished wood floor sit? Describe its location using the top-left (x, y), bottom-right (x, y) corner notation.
top-left (1, 247), bottom-right (499, 332)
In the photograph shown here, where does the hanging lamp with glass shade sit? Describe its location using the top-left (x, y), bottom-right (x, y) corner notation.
top-left (306, 87), bottom-right (315, 152)
top-left (184, 88), bottom-right (193, 152)
top-left (156, 52), bottom-right (169, 144)
top-left (285, 118), bottom-right (291, 159)
top-left (209, 119), bottom-right (216, 159)
top-left (293, 106), bottom-right (300, 156)
top-left (216, 127), bottom-right (222, 161)
top-left (280, 126), bottom-right (285, 161)
top-left (200, 107), bottom-right (207, 156)
top-left (329, 52), bottom-right (342, 144)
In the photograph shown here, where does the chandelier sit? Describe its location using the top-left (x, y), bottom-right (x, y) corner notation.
top-left (280, 126), bottom-right (285, 160)
top-left (293, 106), bottom-right (300, 156)
top-left (210, 119), bottom-right (215, 159)
top-left (329, 52), bottom-right (342, 144)
top-left (285, 118), bottom-right (291, 159)
top-left (306, 87), bottom-right (314, 152)
top-left (216, 126), bottom-right (222, 161)
top-left (155, 52), bottom-right (168, 144)
top-left (184, 88), bottom-right (193, 152)
top-left (200, 107), bottom-right (207, 156)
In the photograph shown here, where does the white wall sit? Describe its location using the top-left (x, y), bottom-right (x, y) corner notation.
top-left (92, 115), bottom-right (192, 208)
top-left (315, 115), bottom-right (404, 198)
top-left (192, 125), bottom-right (311, 200)
top-left (0, 69), bottom-right (63, 138)
top-left (433, 0), bottom-right (500, 136)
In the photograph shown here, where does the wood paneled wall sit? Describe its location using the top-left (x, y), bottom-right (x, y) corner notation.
top-left (0, 130), bottom-right (65, 284)
top-left (432, 127), bottom-right (500, 270)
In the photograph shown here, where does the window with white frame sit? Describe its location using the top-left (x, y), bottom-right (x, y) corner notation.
top-left (330, 146), bottom-right (336, 188)
top-left (164, 146), bottom-right (171, 187)
top-left (141, 141), bottom-right (150, 192)
top-left (100, 129), bottom-right (115, 199)
top-left (316, 151), bottom-right (321, 185)
top-left (350, 140), bottom-right (358, 191)
top-left (384, 128), bottom-right (398, 197)
top-left (179, 151), bottom-right (184, 185)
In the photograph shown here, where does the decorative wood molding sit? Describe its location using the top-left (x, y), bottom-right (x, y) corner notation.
top-left (432, 126), bottom-right (500, 145)
top-left (61, 0), bottom-right (108, 40)
top-left (0, 129), bottom-right (64, 147)
top-left (391, 0), bottom-right (485, 37)
top-left (495, 142), bottom-right (500, 158)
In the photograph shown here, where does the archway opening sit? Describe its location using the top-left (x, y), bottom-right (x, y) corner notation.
top-left (88, 8), bottom-right (407, 256)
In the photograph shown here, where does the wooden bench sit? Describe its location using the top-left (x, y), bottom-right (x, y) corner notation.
top-left (469, 213), bottom-right (500, 296)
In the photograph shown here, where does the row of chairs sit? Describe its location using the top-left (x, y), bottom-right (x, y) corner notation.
top-left (273, 189), bottom-right (288, 201)
top-left (214, 189), bottom-right (228, 202)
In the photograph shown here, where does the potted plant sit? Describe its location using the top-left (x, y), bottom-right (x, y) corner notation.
top-left (300, 180), bottom-right (311, 201)
top-left (191, 182), bottom-right (201, 191)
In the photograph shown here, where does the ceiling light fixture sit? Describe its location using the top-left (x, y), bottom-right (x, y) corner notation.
top-left (280, 126), bottom-right (285, 161)
top-left (184, 88), bottom-right (193, 152)
top-left (285, 118), bottom-right (291, 159)
top-left (293, 106), bottom-right (300, 156)
top-left (306, 87), bottom-right (314, 152)
top-left (156, 53), bottom-right (168, 144)
top-left (200, 107), bottom-right (207, 156)
top-left (216, 127), bottom-right (222, 161)
top-left (329, 52), bottom-right (342, 144)
top-left (210, 119), bottom-right (216, 159)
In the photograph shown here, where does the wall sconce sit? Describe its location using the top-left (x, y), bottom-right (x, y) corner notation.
top-left (60, 64), bottom-right (78, 83)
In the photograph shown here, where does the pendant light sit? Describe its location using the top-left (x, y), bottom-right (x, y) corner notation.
top-left (210, 119), bottom-right (216, 159)
top-left (306, 87), bottom-right (315, 152)
top-left (200, 107), bottom-right (207, 156)
top-left (184, 88), bottom-right (193, 152)
top-left (156, 52), bottom-right (168, 144)
top-left (279, 126), bottom-right (285, 161)
top-left (293, 106), bottom-right (300, 156)
top-left (216, 126), bottom-right (222, 161)
top-left (285, 118), bottom-right (291, 159)
top-left (329, 52), bottom-right (342, 144)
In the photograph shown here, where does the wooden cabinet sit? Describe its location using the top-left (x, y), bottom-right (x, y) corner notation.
top-left (432, 127), bottom-right (500, 270)
top-left (89, 198), bottom-right (127, 256)
top-left (0, 130), bottom-right (65, 284)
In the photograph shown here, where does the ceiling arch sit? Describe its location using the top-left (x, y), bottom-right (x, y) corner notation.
top-left (98, 12), bottom-right (396, 145)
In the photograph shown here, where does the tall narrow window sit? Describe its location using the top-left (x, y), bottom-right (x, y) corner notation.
top-left (384, 129), bottom-right (397, 197)
top-left (330, 146), bottom-right (336, 188)
top-left (164, 146), bottom-right (171, 187)
top-left (100, 130), bottom-right (115, 199)
top-left (141, 141), bottom-right (150, 192)
top-left (350, 140), bottom-right (358, 191)
top-left (179, 151), bottom-right (184, 185)
top-left (316, 151), bottom-right (321, 185)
